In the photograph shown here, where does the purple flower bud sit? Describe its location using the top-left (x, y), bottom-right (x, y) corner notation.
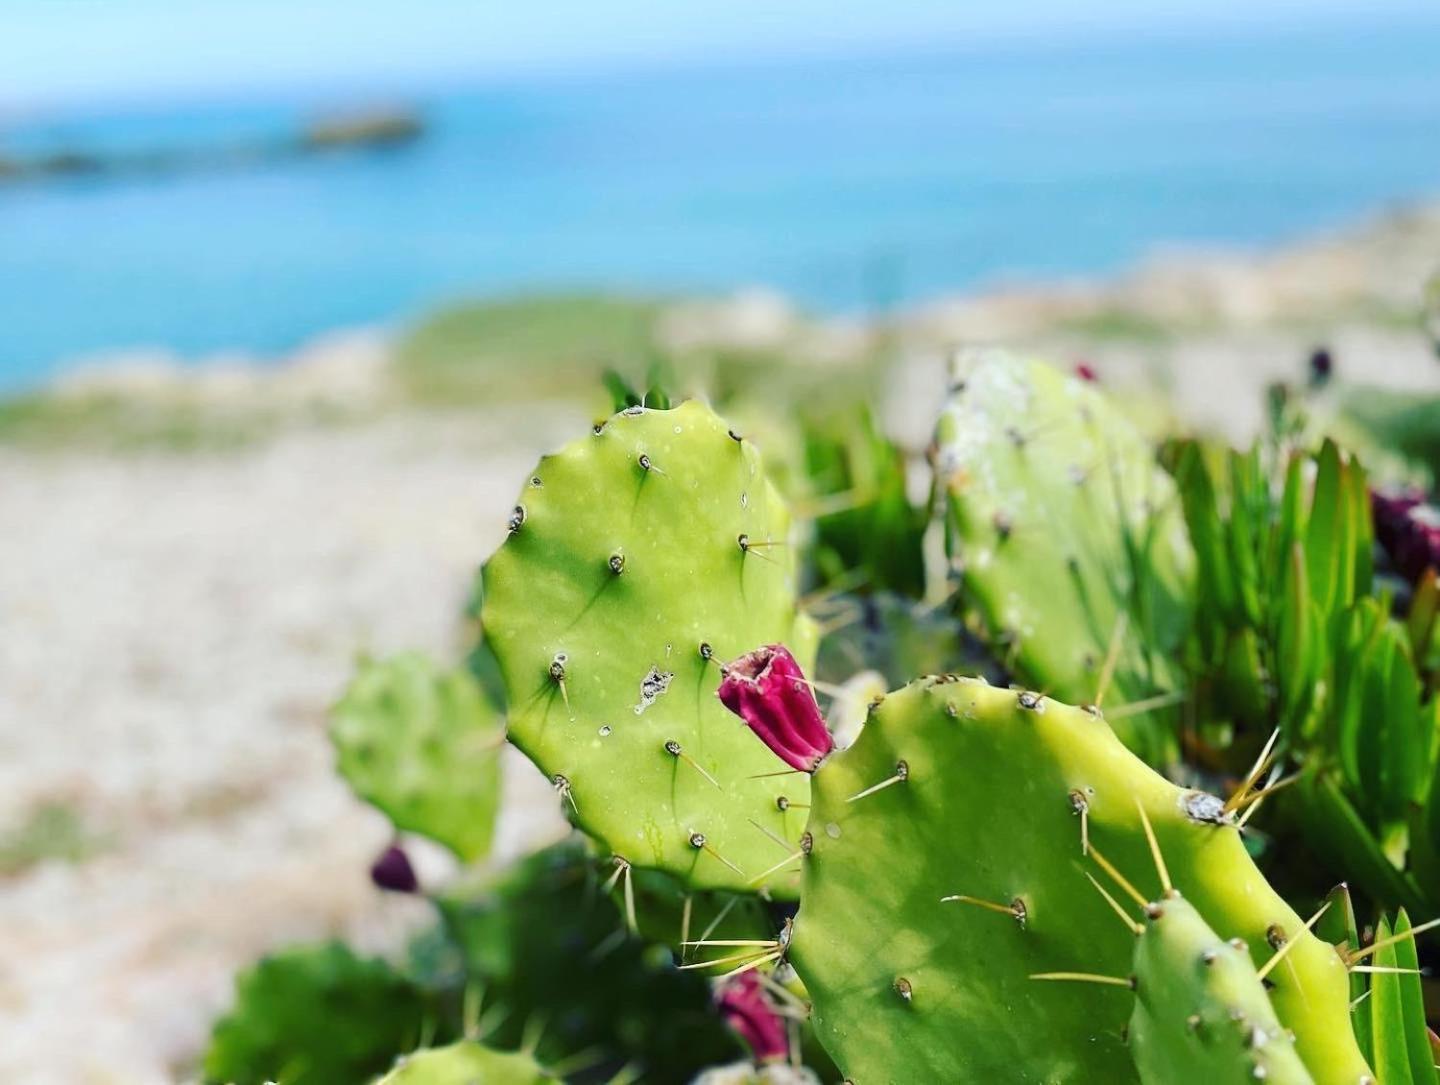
top-left (1372, 488), bottom-right (1440, 586)
top-left (716, 972), bottom-right (789, 1063)
top-left (370, 843), bottom-right (419, 894)
top-left (717, 645), bottom-right (833, 773)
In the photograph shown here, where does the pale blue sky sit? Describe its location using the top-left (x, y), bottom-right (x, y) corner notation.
top-left (1, 0), bottom-right (1434, 109)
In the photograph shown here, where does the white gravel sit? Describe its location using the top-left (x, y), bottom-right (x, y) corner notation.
top-left (0, 411), bottom-right (579, 1084)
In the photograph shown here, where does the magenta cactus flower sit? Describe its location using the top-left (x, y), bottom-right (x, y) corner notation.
top-left (369, 843), bottom-right (419, 894)
top-left (716, 971), bottom-right (789, 1062)
top-left (717, 644), bottom-right (833, 773)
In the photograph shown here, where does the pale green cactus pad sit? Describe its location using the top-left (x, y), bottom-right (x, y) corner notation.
top-left (934, 350), bottom-right (1193, 763)
top-left (481, 401), bottom-right (813, 893)
top-left (786, 678), bottom-right (1370, 1084)
top-left (331, 652), bottom-right (502, 862)
top-left (378, 1041), bottom-right (557, 1084)
top-left (1127, 895), bottom-right (1313, 1084)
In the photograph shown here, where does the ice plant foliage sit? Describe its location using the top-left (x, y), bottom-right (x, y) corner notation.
top-left (718, 645), bottom-right (834, 772)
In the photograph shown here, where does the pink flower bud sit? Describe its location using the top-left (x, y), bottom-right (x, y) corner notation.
top-left (716, 972), bottom-right (789, 1063)
top-left (718, 645), bottom-right (833, 773)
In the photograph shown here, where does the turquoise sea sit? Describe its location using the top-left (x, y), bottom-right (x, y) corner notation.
top-left (1, 15), bottom-right (1438, 386)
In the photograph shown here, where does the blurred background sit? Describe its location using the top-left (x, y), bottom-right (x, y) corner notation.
top-left (2, 1), bottom-right (1439, 1081)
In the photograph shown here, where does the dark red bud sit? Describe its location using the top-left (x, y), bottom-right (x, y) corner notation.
top-left (717, 645), bottom-right (833, 773)
top-left (370, 843), bottom-right (419, 894)
top-left (1074, 363), bottom-right (1098, 383)
top-left (1372, 488), bottom-right (1440, 586)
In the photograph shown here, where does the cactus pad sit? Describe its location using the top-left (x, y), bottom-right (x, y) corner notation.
top-left (204, 941), bottom-right (435, 1085)
top-left (1127, 895), bottom-right (1313, 1084)
top-left (331, 653), bottom-right (502, 862)
top-left (786, 678), bottom-right (1370, 1083)
top-left (481, 401), bottom-right (812, 892)
top-left (934, 350), bottom-right (1193, 762)
top-left (378, 1041), bottom-right (557, 1084)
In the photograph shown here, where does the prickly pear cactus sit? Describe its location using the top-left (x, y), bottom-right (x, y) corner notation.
top-left (378, 1041), bottom-right (557, 1084)
top-left (934, 350), bottom-right (1193, 762)
top-left (204, 942), bottom-right (435, 1085)
top-left (331, 653), bottom-right (502, 862)
top-left (480, 401), bottom-right (813, 893)
top-left (1127, 895), bottom-right (1313, 1084)
top-left (785, 678), bottom-right (1370, 1084)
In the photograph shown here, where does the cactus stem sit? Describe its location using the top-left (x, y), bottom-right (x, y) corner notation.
top-left (748, 849), bottom-right (806, 886)
top-left (1030, 972), bottom-right (1136, 989)
top-left (1134, 800), bottom-right (1173, 896)
top-left (1224, 728), bottom-right (1282, 815)
top-left (1084, 872), bottom-right (1145, 935)
top-left (690, 831), bottom-right (746, 876)
top-left (1093, 611), bottom-right (1129, 707)
top-left (845, 760), bottom-right (910, 803)
top-left (941, 894), bottom-right (1028, 927)
top-left (1340, 915), bottom-right (1440, 966)
top-left (1088, 845), bottom-right (1148, 910)
top-left (665, 739), bottom-right (720, 789)
top-left (1255, 902), bottom-right (1331, 981)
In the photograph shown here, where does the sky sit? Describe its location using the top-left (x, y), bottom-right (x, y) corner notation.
top-left (2, 0), bottom-right (1436, 111)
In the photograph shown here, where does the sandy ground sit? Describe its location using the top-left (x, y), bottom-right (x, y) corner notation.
top-left (0, 412), bottom-right (580, 1083)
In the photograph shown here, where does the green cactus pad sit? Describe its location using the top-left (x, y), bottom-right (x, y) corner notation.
top-left (480, 401), bottom-right (812, 893)
top-left (787, 678), bottom-right (1370, 1084)
top-left (204, 942), bottom-right (435, 1085)
top-left (331, 652), bottom-right (503, 862)
top-left (378, 1041), bottom-right (557, 1084)
top-left (934, 350), bottom-right (1193, 762)
top-left (1128, 895), bottom-right (1313, 1084)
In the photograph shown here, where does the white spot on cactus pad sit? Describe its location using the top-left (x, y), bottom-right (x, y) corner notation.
top-left (633, 666), bottom-right (675, 714)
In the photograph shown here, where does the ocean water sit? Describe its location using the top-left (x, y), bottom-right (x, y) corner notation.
top-left (2, 15), bottom-right (1439, 386)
